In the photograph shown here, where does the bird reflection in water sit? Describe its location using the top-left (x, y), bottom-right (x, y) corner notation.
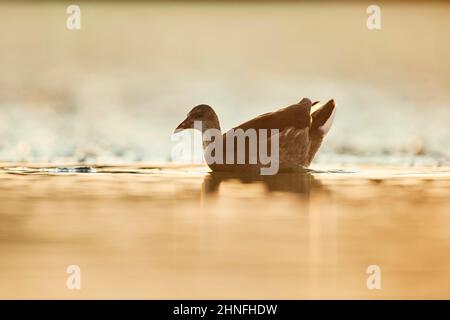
top-left (202, 171), bottom-right (325, 196)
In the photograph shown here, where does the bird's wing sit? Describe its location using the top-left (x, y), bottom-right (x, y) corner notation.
top-left (230, 98), bottom-right (312, 133)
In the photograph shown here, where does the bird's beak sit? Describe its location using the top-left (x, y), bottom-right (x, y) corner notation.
top-left (174, 118), bottom-right (190, 133)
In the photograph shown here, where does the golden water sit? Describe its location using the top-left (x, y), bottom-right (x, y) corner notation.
top-left (0, 164), bottom-right (449, 299)
top-left (1, 0), bottom-right (450, 300)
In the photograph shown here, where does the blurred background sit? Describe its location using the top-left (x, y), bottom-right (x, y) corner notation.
top-left (1, 1), bottom-right (450, 300)
top-left (0, 0), bottom-right (449, 165)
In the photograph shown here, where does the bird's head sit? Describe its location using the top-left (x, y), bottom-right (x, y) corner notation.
top-left (174, 104), bottom-right (218, 133)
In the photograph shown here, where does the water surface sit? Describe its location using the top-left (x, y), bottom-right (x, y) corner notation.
top-left (0, 163), bottom-right (449, 299)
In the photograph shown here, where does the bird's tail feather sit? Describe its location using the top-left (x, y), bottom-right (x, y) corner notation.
top-left (310, 99), bottom-right (336, 135)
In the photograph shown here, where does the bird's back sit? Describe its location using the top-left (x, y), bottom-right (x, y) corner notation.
top-left (228, 98), bottom-right (312, 133)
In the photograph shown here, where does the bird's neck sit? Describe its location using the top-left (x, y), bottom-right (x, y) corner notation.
top-left (198, 118), bottom-right (221, 150)
top-left (200, 118), bottom-right (221, 133)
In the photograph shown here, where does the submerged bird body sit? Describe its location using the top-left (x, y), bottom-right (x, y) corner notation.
top-left (175, 98), bottom-right (335, 173)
